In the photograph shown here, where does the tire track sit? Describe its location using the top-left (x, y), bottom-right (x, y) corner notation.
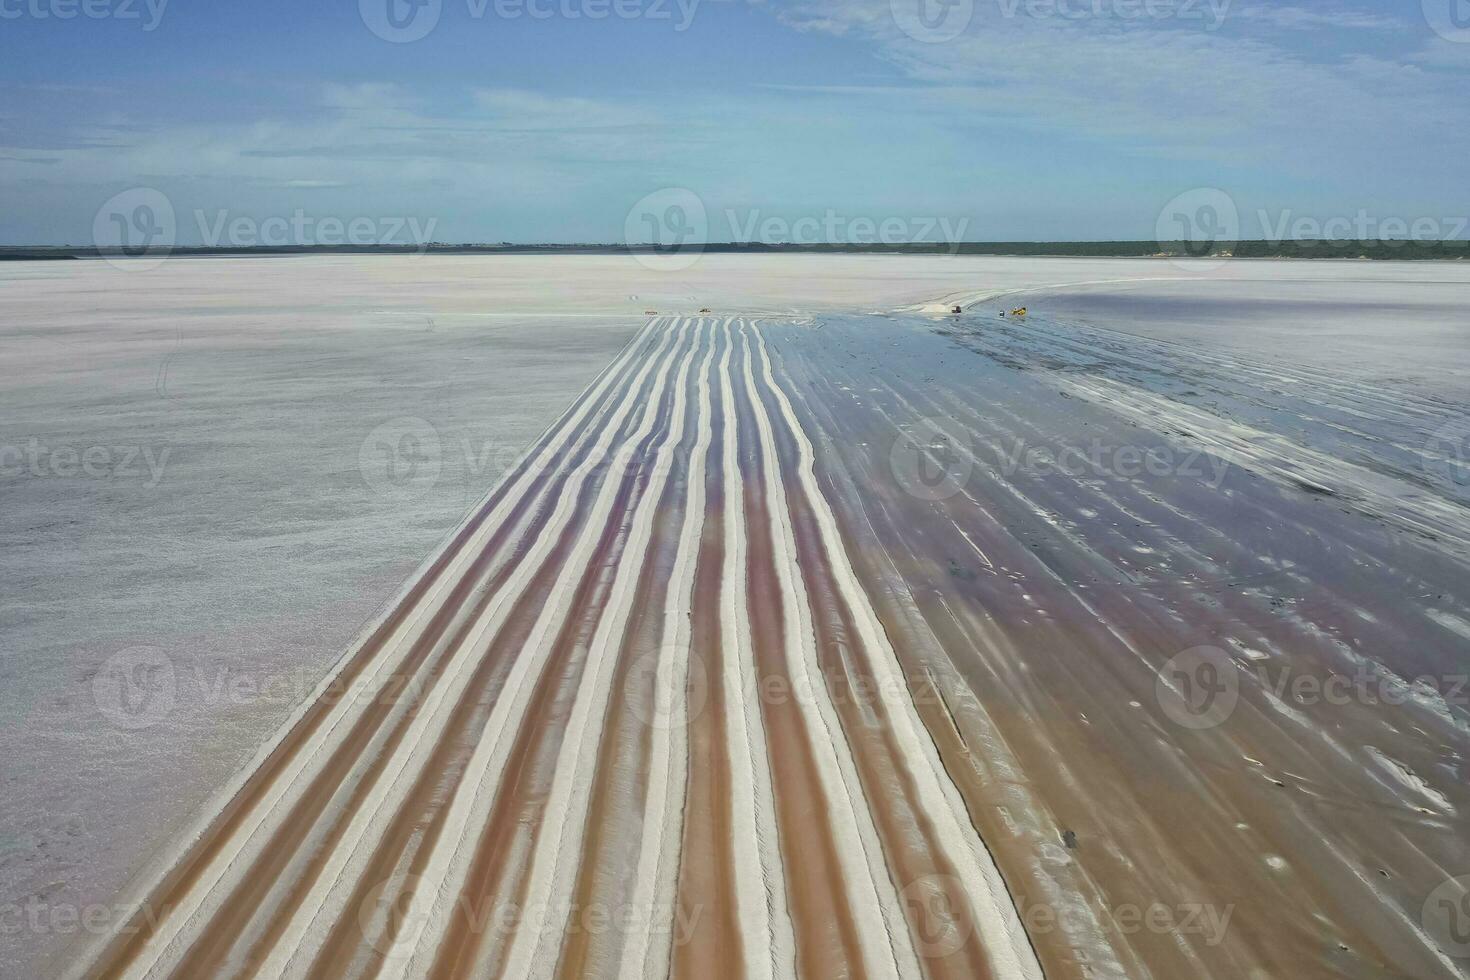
top-left (390, 319), bottom-right (700, 979)
top-left (732, 321), bottom-right (910, 980)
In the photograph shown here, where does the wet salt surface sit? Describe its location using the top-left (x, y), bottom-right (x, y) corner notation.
top-left (933, 277), bottom-right (1470, 547)
top-left (1026, 279), bottom-right (1470, 401)
top-left (775, 296), bottom-right (1469, 975)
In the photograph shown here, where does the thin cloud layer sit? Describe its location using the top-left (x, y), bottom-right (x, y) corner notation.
top-left (1, 1), bottom-right (1466, 243)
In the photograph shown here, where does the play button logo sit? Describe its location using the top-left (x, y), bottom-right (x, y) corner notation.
top-left (361, 0), bottom-right (442, 43)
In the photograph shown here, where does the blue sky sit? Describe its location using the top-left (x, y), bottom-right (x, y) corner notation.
top-left (1, 0), bottom-right (1467, 244)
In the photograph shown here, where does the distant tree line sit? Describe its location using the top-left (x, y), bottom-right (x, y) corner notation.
top-left (4, 241), bottom-right (1469, 261)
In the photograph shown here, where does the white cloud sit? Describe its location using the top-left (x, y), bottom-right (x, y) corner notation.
top-left (1, 4), bottom-right (1465, 243)
top-left (764, 0), bottom-right (1468, 171)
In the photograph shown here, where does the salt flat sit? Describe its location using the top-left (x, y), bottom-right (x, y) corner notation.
top-left (2, 254), bottom-right (1468, 979)
top-left (0, 256), bottom-right (653, 979)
